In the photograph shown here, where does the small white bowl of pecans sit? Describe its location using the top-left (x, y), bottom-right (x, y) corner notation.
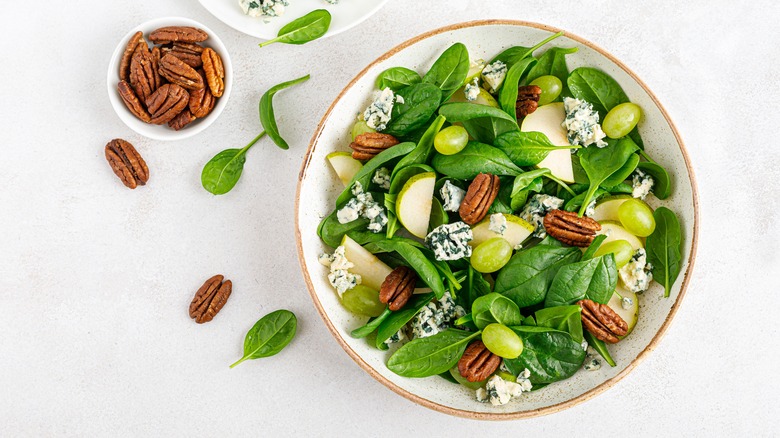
top-left (107, 17), bottom-right (232, 141)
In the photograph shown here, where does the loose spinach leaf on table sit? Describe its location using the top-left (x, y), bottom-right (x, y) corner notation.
top-left (494, 131), bottom-right (579, 167)
top-left (494, 245), bottom-right (582, 308)
top-left (335, 142), bottom-right (416, 206)
top-left (576, 137), bottom-right (639, 215)
top-left (384, 83), bottom-right (442, 137)
top-left (499, 57), bottom-right (537, 122)
top-left (637, 161), bottom-right (672, 199)
top-left (376, 67), bottom-right (422, 91)
top-left (471, 293), bottom-right (523, 329)
top-left (524, 47), bottom-right (578, 98)
top-left (534, 305), bottom-right (583, 344)
top-left (422, 43), bottom-right (470, 101)
top-left (375, 293), bottom-right (435, 349)
top-left (260, 74), bottom-right (311, 150)
top-left (258, 10), bottom-right (331, 48)
top-left (544, 254), bottom-right (618, 307)
top-left (230, 310), bottom-right (297, 368)
top-left (364, 238), bottom-right (446, 299)
top-left (394, 115), bottom-right (446, 175)
top-left (584, 331), bottom-right (616, 367)
top-left (646, 207), bottom-right (683, 297)
top-left (386, 329), bottom-right (480, 377)
top-left (504, 327), bottom-right (586, 383)
top-left (432, 141), bottom-right (522, 179)
top-left (438, 102), bottom-right (519, 144)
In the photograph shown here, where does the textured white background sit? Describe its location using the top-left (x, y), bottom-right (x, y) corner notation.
top-left (1, 0), bottom-right (777, 436)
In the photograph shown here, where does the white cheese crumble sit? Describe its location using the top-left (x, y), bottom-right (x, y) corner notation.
top-left (481, 61), bottom-right (507, 93)
top-left (621, 296), bottom-right (634, 310)
top-left (440, 180), bottom-right (466, 212)
top-left (489, 213), bottom-right (507, 235)
top-left (631, 169), bottom-right (655, 200)
top-left (323, 0), bottom-right (339, 4)
top-left (425, 222), bottom-right (473, 261)
top-left (476, 370), bottom-right (532, 406)
top-left (562, 97), bottom-right (608, 148)
top-left (619, 248), bottom-right (654, 293)
top-left (464, 77), bottom-right (480, 101)
top-left (319, 246), bottom-right (361, 296)
top-left (519, 194), bottom-right (564, 238)
top-left (584, 199), bottom-right (597, 217)
top-left (372, 167), bottom-right (391, 190)
top-left (383, 328), bottom-right (407, 347)
top-left (238, 0), bottom-right (288, 20)
top-left (409, 292), bottom-right (466, 339)
top-left (363, 87), bottom-right (399, 132)
top-left (336, 182), bottom-right (388, 233)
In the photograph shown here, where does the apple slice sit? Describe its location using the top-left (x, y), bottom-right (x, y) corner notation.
top-left (597, 220), bottom-right (644, 251)
top-left (448, 86), bottom-right (499, 108)
top-left (470, 214), bottom-right (534, 248)
top-left (591, 195), bottom-right (632, 222)
top-left (327, 152), bottom-right (363, 186)
top-left (520, 102), bottom-right (575, 183)
top-left (396, 172), bottom-right (435, 238)
top-left (608, 285), bottom-right (639, 336)
top-left (341, 235), bottom-right (392, 292)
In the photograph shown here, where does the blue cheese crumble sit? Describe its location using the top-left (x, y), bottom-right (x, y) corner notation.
top-left (409, 292), bottom-right (466, 339)
top-left (519, 194), bottom-right (564, 238)
top-left (584, 199), bottom-right (597, 217)
top-left (363, 88), bottom-right (400, 131)
top-left (238, 0), bottom-right (288, 20)
top-left (318, 246), bottom-right (361, 296)
top-left (584, 348), bottom-right (602, 371)
top-left (425, 222), bottom-right (473, 261)
top-left (619, 248), bottom-right (654, 292)
top-left (489, 213), bottom-right (507, 235)
top-left (631, 169), bottom-right (654, 200)
top-left (372, 167), bottom-right (391, 190)
top-left (323, 0), bottom-right (339, 3)
top-left (562, 97), bottom-right (607, 148)
top-left (464, 77), bottom-right (480, 101)
top-left (476, 370), bottom-right (533, 406)
top-left (481, 61), bottom-right (507, 93)
top-left (384, 328), bottom-right (407, 347)
top-left (337, 182), bottom-right (388, 233)
top-left (440, 180), bottom-right (465, 212)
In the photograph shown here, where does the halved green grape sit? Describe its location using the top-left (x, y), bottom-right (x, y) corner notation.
top-left (482, 323), bottom-right (524, 359)
top-left (593, 239), bottom-right (634, 268)
top-left (470, 237), bottom-right (512, 273)
top-left (434, 125), bottom-right (469, 155)
top-left (617, 198), bottom-right (656, 237)
top-left (351, 120), bottom-right (376, 141)
top-left (449, 367), bottom-right (486, 389)
top-left (340, 285), bottom-right (385, 317)
top-left (530, 75), bottom-right (563, 106)
top-left (602, 102), bottom-right (642, 139)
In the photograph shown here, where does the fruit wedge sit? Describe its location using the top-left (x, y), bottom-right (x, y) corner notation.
top-left (448, 86), bottom-right (499, 108)
top-left (591, 195), bottom-right (632, 222)
top-left (327, 152), bottom-right (362, 186)
top-left (520, 102), bottom-right (575, 183)
top-left (597, 220), bottom-right (644, 251)
top-left (341, 235), bottom-right (392, 292)
top-left (470, 214), bottom-right (534, 248)
top-left (396, 172), bottom-right (435, 238)
top-left (608, 285), bottom-right (639, 336)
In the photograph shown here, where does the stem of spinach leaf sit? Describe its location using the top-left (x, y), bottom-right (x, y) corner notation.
top-left (544, 174), bottom-right (576, 196)
top-left (639, 149), bottom-right (656, 164)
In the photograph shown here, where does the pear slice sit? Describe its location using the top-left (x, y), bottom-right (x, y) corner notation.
top-left (597, 220), bottom-right (644, 250)
top-left (608, 285), bottom-right (639, 336)
top-left (591, 195), bottom-right (632, 222)
top-left (470, 214), bottom-right (534, 248)
top-left (520, 102), bottom-right (575, 183)
top-left (326, 152), bottom-right (363, 186)
top-left (341, 235), bottom-right (392, 292)
top-left (465, 59), bottom-right (487, 84)
top-left (396, 172), bottom-right (435, 238)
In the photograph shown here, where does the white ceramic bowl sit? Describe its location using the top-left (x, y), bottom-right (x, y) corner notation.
top-left (296, 20), bottom-right (699, 419)
top-left (106, 17), bottom-right (232, 141)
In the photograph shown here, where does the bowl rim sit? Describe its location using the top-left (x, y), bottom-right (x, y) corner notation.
top-left (295, 19), bottom-right (699, 420)
top-left (106, 16), bottom-right (232, 141)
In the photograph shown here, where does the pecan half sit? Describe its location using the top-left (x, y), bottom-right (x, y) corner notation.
top-left (459, 173), bottom-right (500, 225)
top-left (168, 108), bottom-right (196, 131)
top-left (159, 54), bottom-right (204, 90)
top-left (543, 209), bottom-right (601, 247)
top-left (149, 26), bottom-right (208, 44)
top-left (458, 340), bottom-right (501, 382)
top-left (379, 266), bottom-right (416, 311)
top-left (105, 139), bottom-right (149, 189)
top-left (578, 299), bottom-right (628, 343)
top-left (201, 48), bottom-right (225, 97)
top-left (119, 31), bottom-right (145, 82)
top-left (163, 42), bottom-right (204, 68)
top-left (516, 85), bottom-right (541, 118)
top-left (349, 132), bottom-right (400, 161)
top-left (189, 75), bottom-right (215, 118)
top-left (189, 275), bottom-right (232, 324)
top-left (145, 83), bottom-right (189, 125)
top-left (117, 80), bottom-right (151, 123)
top-left (129, 43), bottom-right (157, 102)
top-left (150, 47), bottom-right (165, 88)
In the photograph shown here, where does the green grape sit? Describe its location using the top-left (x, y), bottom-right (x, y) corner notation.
top-left (351, 120), bottom-right (376, 141)
top-left (449, 367), bottom-right (485, 389)
top-left (434, 125), bottom-right (468, 155)
top-left (618, 198), bottom-right (656, 237)
top-left (470, 237), bottom-right (512, 273)
top-left (594, 239), bottom-right (634, 268)
top-left (602, 102), bottom-right (642, 139)
top-left (482, 323), bottom-right (524, 359)
top-left (340, 285), bottom-right (385, 317)
top-left (529, 75), bottom-right (563, 106)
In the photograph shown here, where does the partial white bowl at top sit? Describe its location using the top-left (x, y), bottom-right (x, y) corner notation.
top-left (106, 17), bottom-right (232, 141)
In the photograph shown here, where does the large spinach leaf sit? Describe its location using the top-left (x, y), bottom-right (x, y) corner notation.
top-left (230, 310), bottom-right (297, 368)
top-left (376, 67), bottom-right (421, 91)
top-left (471, 293), bottom-right (523, 329)
top-left (422, 43), bottom-right (470, 101)
top-left (375, 293), bottom-right (435, 348)
top-left (576, 137), bottom-right (639, 215)
top-left (386, 329), bottom-right (480, 377)
top-left (494, 130), bottom-right (578, 167)
top-left (601, 153), bottom-right (639, 188)
top-left (646, 207), bottom-right (683, 297)
top-left (544, 254), bottom-right (618, 307)
top-left (432, 141), bottom-right (522, 179)
top-left (438, 102), bottom-right (519, 144)
top-left (384, 83), bottom-right (442, 137)
top-left (498, 57), bottom-right (537, 122)
top-left (534, 305), bottom-right (583, 344)
top-left (504, 327), bottom-right (586, 383)
top-left (494, 245), bottom-right (582, 308)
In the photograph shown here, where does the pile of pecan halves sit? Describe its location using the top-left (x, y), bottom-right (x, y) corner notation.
top-left (117, 26), bottom-right (225, 131)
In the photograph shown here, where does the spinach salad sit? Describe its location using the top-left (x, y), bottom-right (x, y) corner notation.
top-left (316, 33), bottom-right (683, 406)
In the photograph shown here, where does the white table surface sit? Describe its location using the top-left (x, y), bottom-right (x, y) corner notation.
top-left (1, 0), bottom-right (778, 435)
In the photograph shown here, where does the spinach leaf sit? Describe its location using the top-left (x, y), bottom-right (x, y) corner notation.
top-left (429, 197), bottom-right (448, 231)
top-left (584, 331), bottom-right (616, 367)
top-left (376, 67), bottom-right (421, 91)
top-left (504, 327), bottom-right (586, 383)
top-left (422, 43), bottom-right (470, 101)
top-left (534, 305), bottom-right (583, 344)
top-left (487, 176), bottom-right (514, 215)
top-left (336, 142), bottom-right (416, 206)
top-left (510, 176), bottom-right (543, 211)
top-left (365, 238), bottom-right (446, 299)
top-left (388, 164), bottom-right (434, 194)
top-left (432, 141), bottom-right (522, 179)
top-left (471, 293), bottom-right (523, 329)
top-left (463, 266), bottom-right (492, 310)
top-left (525, 47), bottom-right (578, 98)
top-left (351, 308), bottom-right (391, 339)
top-left (646, 207), bottom-right (683, 297)
top-left (499, 57), bottom-right (537, 122)
top-left (394, 115), bottom-right (446, 174)
top-left (201, 145), bottom-right (253, 195)
top-left (567, 67), bottom-right (629, 116)
top-left (258, 10), bottom-right (331, 47)
top-left (375, 293), bottom-right (435, 348)
top-left (494, 245), bottom-right (582, 308)
top-left (581, 234), bottom-right (607, 261)
top-left (564, 188), bottom-right (607, 214)
top-left (230, 310), bottom-right (297, 368)
top-left (438, 102), bottom-right (519, 143)
top-left (494, 131), bottom-right (579, 167)
top-left (637, 161), bottom-right (671, 199)
top-left (260, 74), bottom-right (311, 150)
top-left (317, 210), bottom-right (369, 248)
top-left (386, 329), bottom-right (480, 377)
top-left (601, 153), bottom-right (639, 188)
top-left (545, 254), bottom-right (618, 307)
top-left (576, 137), bottom-right (639, 215)
top-left (384, 83), bottom-right (442, 137)
top-left (489, 31), bottom-right (563, 67)
top-left (603, 181), bottom-right (633, 195)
